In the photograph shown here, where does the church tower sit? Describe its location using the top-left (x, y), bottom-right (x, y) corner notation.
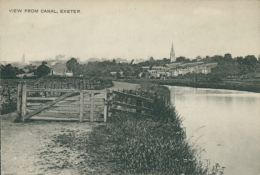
top-left (170, 42), bottom-right (176, 62)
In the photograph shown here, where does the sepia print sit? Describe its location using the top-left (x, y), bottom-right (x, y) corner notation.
top-left (1, 0), bottom-right (260, 175)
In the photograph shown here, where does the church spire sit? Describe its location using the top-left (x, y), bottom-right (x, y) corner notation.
top-left (170, 42), bottom-right (176, 62)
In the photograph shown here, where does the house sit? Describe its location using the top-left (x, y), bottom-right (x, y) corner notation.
top-left (142, 66), bottom-right (150, 70)
top-left (65, 70), bottom-right (73, 77)
top-left (119, 60), bottom-right (129, 64)
top-left (110, 71), bottom-right (123, 76)
top-left (50, 63), bottom-right (67, 76)
top-left (132, 58), bottom-right (145, 64)
top-left (16, 72), bottom-right (35, 78)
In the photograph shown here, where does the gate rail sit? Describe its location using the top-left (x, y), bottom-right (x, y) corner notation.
top-left (17, 82), bottom-right (155, 122)
top-left (17, 82), bottom-right (107, 122)
top-left (107, 90), bottom-right (154, 117)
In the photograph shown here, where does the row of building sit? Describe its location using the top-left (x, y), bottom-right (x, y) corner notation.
top-left (142, 62), bottom-right (218, 78)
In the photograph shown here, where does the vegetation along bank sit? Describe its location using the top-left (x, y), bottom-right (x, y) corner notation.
top-left (53, 82), bottom-right (224, 174)
top-left (119, 78), bottom-right (260, 93)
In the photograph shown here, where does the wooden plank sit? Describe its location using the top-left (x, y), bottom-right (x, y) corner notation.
top-left (27, 105), bottom-right (79, 110)
top-left (29, 116), bottom-right (90, 121)
top-left (27, 103), bottom-right (79, 107)
top-left (24, 92), bottom-right (76, 120)
top-left (112, 101), bottom-right (153, 112)
top-left (27, 89), bottom-right (77, 92)
top-left (112, 90), bottom-right (154, 102)
top-left (81, 90), bottom-right (106, 93)
top-left (84, 100), bottom-right (104, 104)
top-left (83, 98), bottom-right (104, 102)
top-left (28, 101), bottom-right (105, 106)
top-left (27, 96), bottom-right (80, 101)
top-left (90, 91), bottom-right (94, 122)
top-left (17, 82), bottom-right (22, 114)
top-left (110, 107), bottom-right (154, 117)
top-left (104, 89), bottom-right (107, 122)
top-left (45, 110), bottom-right (79, 114)
top-left (79, 91), bottom-right (84, 122)
top-left (29, 112), bottom-right (80, 117)
top-left (27, 97), bottom-right (57, 101)
top-left (21, 83), bottom-right (27, 122)
top-left (27, 109), bottom-right (79, 114)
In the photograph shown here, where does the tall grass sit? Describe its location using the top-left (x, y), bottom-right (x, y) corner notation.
top-left (85, 83), bottom-right (208, 174)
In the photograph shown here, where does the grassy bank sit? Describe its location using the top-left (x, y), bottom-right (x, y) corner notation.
top-left (48, 82), bottom-right (225, 174)
top-left (118, 78), bottom-right (260, 93)
top-left (79, 83), bottom-right (209, 174)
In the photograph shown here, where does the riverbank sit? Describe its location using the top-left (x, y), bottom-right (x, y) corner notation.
top-left (1, 81), bottom-right (224, 175)
top-left (118, 78), bottom-right (260, 93)
top-left (82, 82), bottom-right (209, 174)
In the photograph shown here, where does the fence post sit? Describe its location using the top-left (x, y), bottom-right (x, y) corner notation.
top-left (44, 82), bottom-right (47, 97)
top-left (79, 80), bottom-right (82, 90)
top-left (90, 91), bottom-right (94, 122)
top-left (136, 99), bottom-right (142, 114)
top-left (104, 89), bottom-right (108, 122)
top-left (79, 91), bottom-right (84, 122)
top-left (21, 83), bottom-right (27, 122)
top-left (17, 82), bottom-right (22, 116)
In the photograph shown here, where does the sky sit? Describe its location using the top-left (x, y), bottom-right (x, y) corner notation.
top-left (0, 0), bottom-right (259, 63)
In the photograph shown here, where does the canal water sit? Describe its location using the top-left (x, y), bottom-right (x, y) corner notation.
top-left (168, 86), bottom-right (260, 175)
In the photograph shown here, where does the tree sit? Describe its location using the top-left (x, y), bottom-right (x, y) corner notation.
top-left (112, 59), bottom-right (116, 65)
top-left (37, 61), bottom-right (50, 77)
top-left (116, 71), bottom-right (121, 79)
top-left (176, 56), bottom-right (186, 62)
top-left (14, 67), bottom-right (25, 75)
top-left (243, 55), bottom-right (257, 65)
top-left (23, 64), bottom-right (37, 73)
top-left (66, 58), bottom-right (78, 73)
top-left (235, 56), bottom-right (243, 64)
top-left (0, 64), bottom-right (16, 78)
top-left (196, 56), bottom-right (202, 61)
top-left (163, 58), bottom-right (170, 64)
top-left (224, 53), bottom-right (232, 61)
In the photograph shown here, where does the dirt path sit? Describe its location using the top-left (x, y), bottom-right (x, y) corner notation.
top-left (1, 81), bottom-right (139, 175)
top-left (1, 119), bottom-right (98, 175)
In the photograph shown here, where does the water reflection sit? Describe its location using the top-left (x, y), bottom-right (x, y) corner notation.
top-left (168, 86), bottom-right (260, 175)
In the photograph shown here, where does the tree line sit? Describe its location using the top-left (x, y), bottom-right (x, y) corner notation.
top-left (0, 61), bottom-right (50, 79)
top-left (1, 54), bottom-right (259, 79)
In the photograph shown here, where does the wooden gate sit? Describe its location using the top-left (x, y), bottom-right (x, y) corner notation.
top-left (17, 82), bottom-right (155, 122)
top-left (107, 90), bottom-right (154, 117)
top-left (17, 82), bottom-right (108, 122)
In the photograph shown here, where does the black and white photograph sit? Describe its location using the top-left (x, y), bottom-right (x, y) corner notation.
top-left (1, 0), bottom-right (260, 174)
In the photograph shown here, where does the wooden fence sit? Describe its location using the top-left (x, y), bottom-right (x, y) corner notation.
top-left (17, 82), bottom-right (108, 122)
top-left (17, 82), bottom-right (154, 122)
top-left (107, 90), bottom-right (154, 117)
